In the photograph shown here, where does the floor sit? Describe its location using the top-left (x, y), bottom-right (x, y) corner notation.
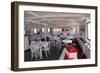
top-left (24, 38), bottom-right (87, 62)
top-left (24, 44), bottom-right (63, 61)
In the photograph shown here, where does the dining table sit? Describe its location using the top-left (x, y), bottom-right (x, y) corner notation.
top-left (62, 39), bottom-right (72, 44)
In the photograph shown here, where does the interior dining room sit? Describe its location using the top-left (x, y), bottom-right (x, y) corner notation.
top-left (24, 11), bottom-right (91, 61)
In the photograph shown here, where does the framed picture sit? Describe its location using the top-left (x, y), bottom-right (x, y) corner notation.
top-left (11, 1), bottom-right (97, 71)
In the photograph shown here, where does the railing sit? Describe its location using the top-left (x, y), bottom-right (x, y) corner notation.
top-left (76, 38), bottom-right (90, 58)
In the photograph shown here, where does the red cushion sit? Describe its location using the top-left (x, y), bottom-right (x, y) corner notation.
top-left (68, 47), bottom-right (78, 53)
top-left (65, 44), bottom-right (78, 53)
top-left (64, 54), bottom-right (73, 60)
top-left (64, 54), bottom-right (68, 59)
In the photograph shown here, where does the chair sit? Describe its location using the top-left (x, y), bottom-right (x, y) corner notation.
top-left (42, 47), bottom-right (50, 57)
top-left (41, 42), bottom-right (50, 57)
top-left (30, 42), bottom-right (40, 61)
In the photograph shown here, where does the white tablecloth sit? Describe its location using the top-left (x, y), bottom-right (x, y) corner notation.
top-left (62, 39), bottom-right (72, 44)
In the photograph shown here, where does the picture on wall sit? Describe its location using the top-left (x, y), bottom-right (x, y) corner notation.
top-left (11, 1), bottom-right (97, 71)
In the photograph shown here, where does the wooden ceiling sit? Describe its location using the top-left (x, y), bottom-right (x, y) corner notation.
top-left (24, 11), bottom-right (90, 29)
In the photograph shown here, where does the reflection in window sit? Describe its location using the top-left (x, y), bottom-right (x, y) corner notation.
top-left (88, 22), bottom-right (91, 40)
top-left (56, 28), bottom-right (59, 32)
top-left (53, 28), bottom-right (56, 32)
top-left (34, 28), bottom-right (37, 33)
top-left (48, 28), bottom-right (50, 32)
top-left (58, 28), bottom-right (61, 32)
top-left (42, 28), bottom-right (45, 32)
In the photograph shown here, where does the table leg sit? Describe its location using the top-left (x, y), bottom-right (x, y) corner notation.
top-left (40, 48), bottom-right (42, 59)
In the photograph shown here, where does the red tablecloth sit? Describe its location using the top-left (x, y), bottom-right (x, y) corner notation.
top-left (65, 44), bottom-right (78, 53)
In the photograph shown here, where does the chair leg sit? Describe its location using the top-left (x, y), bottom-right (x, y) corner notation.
top-left (35, 53), bottom-right (37, 61)
top-left (48, 50), bottom-right (50, 55)
top-left (31, 53), bottom-right (33, 61)
top-left (45, 51), bottom-right (48, 57)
